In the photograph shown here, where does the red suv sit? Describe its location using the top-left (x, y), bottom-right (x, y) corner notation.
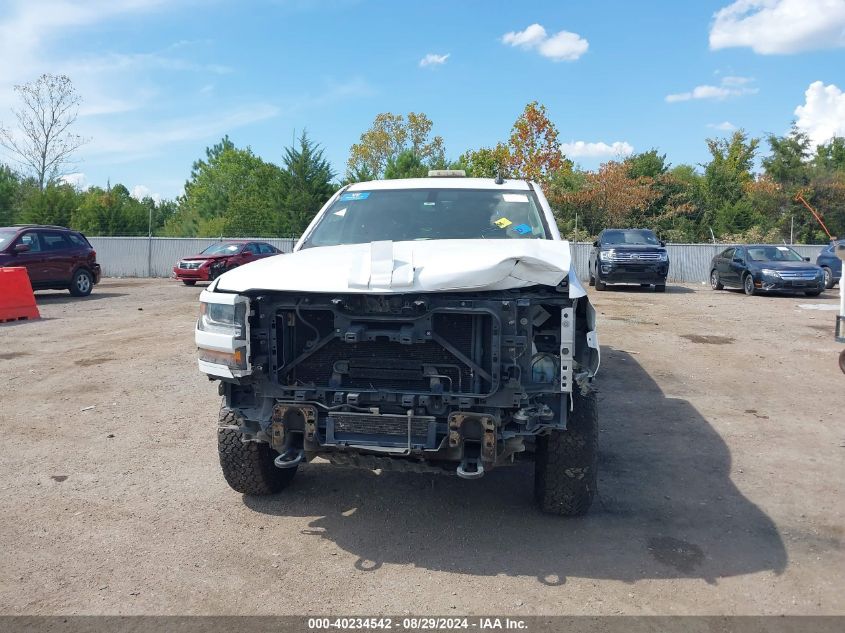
top-left (172, 240), bottom-right (281, 285)
top-left (0, 225), bottom-right (101, 296)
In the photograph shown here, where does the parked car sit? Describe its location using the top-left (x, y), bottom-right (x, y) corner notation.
top-left (0, 224), bottom-right (101, 296)
top-left (172, 240), bottom-right (281, 285)
top-left (197, 173), bottom-right (601, 515)
top-left (588, 228), bottom-right (669, 292)
top-left (817, 240), bottom-right (844, 289)
top-left (709, 244), bottom-right (825, 296)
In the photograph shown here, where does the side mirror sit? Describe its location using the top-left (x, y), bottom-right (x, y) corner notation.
top-left (13, 243), bottom-right (30, 254)
top-left (242, 251), bottom-right (253, 257)
top-left (660, 240), bottom-right (666, 247)
top-left (592, 240), bottom-right (599, 247)
top-left (835, 243), bottom-right (845, 262)
top-left (732, 257), bottom-right (743, 263)
top-left (803, 256), bottom-right (810, 262)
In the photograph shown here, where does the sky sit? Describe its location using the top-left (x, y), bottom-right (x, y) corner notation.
top-left (0, 0), bottom-right (844, 201)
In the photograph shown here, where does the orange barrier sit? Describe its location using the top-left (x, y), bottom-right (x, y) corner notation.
top-left (0, 267), bottom-right (40, 323)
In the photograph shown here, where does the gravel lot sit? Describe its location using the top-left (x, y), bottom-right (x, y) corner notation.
top-left (0, 278), bottom-right (842, 615)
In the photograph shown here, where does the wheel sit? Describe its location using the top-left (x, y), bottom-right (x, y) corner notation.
top-left (182, 280), bottom-right (197, 286)
top-left (743, 273), bottom-right (756, 296)
top-left (710, 270), bottom-right (724, 290)
top-left (839, 349), bottom-right (845, 375)
top-left (594, 275), bottom-right (607, 291)
top-left (217, 409), bottom-right (298, 495)
top-left (68, 268), bottom-right (93, 297)
top-left (654, 284), bottom-right (666, 293)
top-left (804, 290), bottom-right (822, 297)
top-left (534, 390), bottom-right (598, 516)
top-left (822, 267), bottom-right (835, 289)
top-left (588, 272), bottom-right (595, 287)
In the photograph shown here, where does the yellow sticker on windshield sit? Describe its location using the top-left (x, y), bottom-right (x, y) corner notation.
top-left (494, 217), bottom-right (512, 228)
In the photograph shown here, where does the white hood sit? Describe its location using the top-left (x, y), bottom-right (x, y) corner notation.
top-left (214, 239), bottom-right (585, 297)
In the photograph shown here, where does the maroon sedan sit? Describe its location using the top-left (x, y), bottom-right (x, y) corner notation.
top-left (172, 240), bottom-right (281, 286)
top-left (0, 224), bottom-right (101, 296)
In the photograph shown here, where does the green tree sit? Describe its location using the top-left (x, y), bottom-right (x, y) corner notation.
top-left (72, 183), bottom-right (148, 235)
top-left (347, 112), bottom-right (444, 179)
top-left (279, 131), bottom-right (336, 235)
top-left (814, 137), bottom-right (845, 172)
top-left (17, 181), bottom-right (80, 227)
top-left (626, 149), bottom-right (668, 179)
top-left (383, 149), bottom-right (428, 180)
top-left (762, 126), bottom-right (811, 188)
top-left (0, 165), bottom-right (20, 226)
top-left (179, 139), bottom-right (286, 236)
top-left (458, 144), bottom-right (512, 178)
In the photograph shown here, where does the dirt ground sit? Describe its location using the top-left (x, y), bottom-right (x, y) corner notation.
top-left (0, 278), bottom-right (842, 616)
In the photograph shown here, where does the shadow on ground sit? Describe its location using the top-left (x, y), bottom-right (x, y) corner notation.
top-left (34, 291), bottom-right (127, 304)
top-left (593, 284), bottom-right (696, 294)
top-left (244, 348), bottom-right (787, 585)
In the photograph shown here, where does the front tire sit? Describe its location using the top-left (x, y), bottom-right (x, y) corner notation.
top-left (743, 274), bottom-right (756, 296)
top-left (804, 290), bottom-right (822, 297)
top-left (710, 270), bottom-right (724, 290)
top-left (654, 284), bottom-right (666, 293)
top-left (534, 390), bottom-right (598, 516)
top-left (594, 275), bottom-right (607, 291)
top-left (69, 268), bottom-right (93, 297)
top-left (822, 267), bottom-right (835, 289)
top-left (182, 280), bottom-right (197, 286)
top-left (217, 409), bottom-right (297, 495)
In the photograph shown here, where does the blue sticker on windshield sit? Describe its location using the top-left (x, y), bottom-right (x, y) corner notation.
top-left (340, 192), bottom-right (370, 201)
top-left (513, 223), bottom-right (532, 235)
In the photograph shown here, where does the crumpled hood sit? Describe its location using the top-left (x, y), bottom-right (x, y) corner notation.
top-left (214, 239), bottom-right (584, 296)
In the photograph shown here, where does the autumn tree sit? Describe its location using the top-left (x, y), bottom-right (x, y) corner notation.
top-left (346, 112), bottom-right (445, 180)
top-left (0, 74), bottom-right (88, 190)
top-left (458, 143), bottom-right (512, 178)
top-left (507, 101), bottom-right (569, 183)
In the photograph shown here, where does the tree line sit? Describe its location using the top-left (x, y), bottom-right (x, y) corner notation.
top-left (1, 75), bottom-right (843, 242)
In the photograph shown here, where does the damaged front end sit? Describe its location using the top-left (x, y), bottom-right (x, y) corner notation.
top-left (203, 282), bottom-right (599, 478)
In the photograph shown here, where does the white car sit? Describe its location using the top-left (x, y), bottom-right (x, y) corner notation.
top-left (196, 172), bottom-right (601, 515)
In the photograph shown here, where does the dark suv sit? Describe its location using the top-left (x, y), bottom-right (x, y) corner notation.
top-left (588, 228), bottom-right (669, 291)
top-left (0, 225), bottom-right (101, 296)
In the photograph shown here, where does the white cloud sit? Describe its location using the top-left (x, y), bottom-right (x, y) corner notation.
top-left (502, 23), bottom-right (548, 48)
top-left (131, 184), bottom-right (161, 203)
top-left (419, 53), bottom-right (450, 68)
top-left (794, 81), bottom-right (845, 147)
top-left (710, 0), bottom-right (845, 54)
top-left (708, 121), bottom-right (738, 131)
top-left (666, 75), bottom-right (758, 102)
top-left (60, 172), bottom-right (88, 189)
top-left (502, 23), bottom-right (588, 61)
top-left (560, 141), bottom-right (634, 159)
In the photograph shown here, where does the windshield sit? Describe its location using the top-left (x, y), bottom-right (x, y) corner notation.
top-left (602, 229), bottom-right (659, 246)
top-left (747, 246), bottom-right (805, 262)
top-left (201, 243), bottom-right (242, 255)
top-left (301, 188), bottom-right (548, 248)
top-left (0, 230), bottom-right (15, 249)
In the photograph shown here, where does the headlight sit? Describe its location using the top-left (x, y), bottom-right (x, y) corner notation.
top-left (198, 301), bottom-right (246, 338)
top-left (761, 268), bottom-right (781, 279)
top-left (599, 250), bottom-right (614, 262)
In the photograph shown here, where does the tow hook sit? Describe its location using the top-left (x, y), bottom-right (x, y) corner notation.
top-left (456, 458), bottom-right (485, 480)
top-left (274, 449), bottom-right (304, 469)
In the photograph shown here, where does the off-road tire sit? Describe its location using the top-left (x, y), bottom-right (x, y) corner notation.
top-left (69, 268), bottom-right (93, 297)
top-left (594, 275), bottom-right (607, 291)
top-left (534, 390), bottom-right (598, 516)
top-left (182, 280), bottom-right (197, 286)
top-left (822, 267), bottom-right (835, 289)
top-left (655, 284), bottom-right (666, 293)
top-left (743, 273), bottom-right (756, 296)
top-left (804, 290), bottom-right (822, 297)
top-left (710, 269), bottom-right (724, 290)
top-left (217, 409), bottom-right (297, 495)
top-left (839, 349), bottom-right (845, 375)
